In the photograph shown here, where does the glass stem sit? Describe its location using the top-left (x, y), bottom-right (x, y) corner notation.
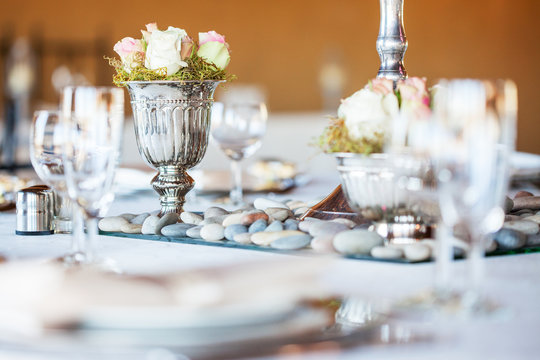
top-left (466, 232), bottom-right (485, 299)
top-left (82, 216), bottom-right (98, 264)
top-left (71, 204), bottom-right (84, 254)
top-left (434, 222), bottom-right (453, 296)
top-left (230, 159), bottom-right (243, 205)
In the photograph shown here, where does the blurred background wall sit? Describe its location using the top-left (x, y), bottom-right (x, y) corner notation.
top-left (1, 0), bottom-right (539, 153)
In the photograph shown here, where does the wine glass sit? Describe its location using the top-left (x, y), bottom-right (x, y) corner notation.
top-left (30, 110), bottom-right (85, 263)
top-left (61, 86), bottom-right (124, 265)
top-left (211, 102), bottom-right (268, 205)
top-left (430, 79), bottom-right (516, 314)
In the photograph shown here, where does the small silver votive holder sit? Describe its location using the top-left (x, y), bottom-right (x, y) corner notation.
top-left (16, 185), bottom-right (55, 235)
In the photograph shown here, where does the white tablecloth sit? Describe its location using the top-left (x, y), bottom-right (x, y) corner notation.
top-left (0, 172), bottom-right (539, 360)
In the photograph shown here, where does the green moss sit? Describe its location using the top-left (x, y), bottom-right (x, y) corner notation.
top-left (107, 53), bottom-right (236, 87)
top-left (315, 117), bottom-right (384, 155)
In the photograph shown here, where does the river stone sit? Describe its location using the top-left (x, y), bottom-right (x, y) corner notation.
top-left (353, 223), bottom-right (373, 230)
top-left (294, 207), bottom-right (310, 217)
top-left (233, 232), bottom-right (252, 244)
top-left (200, 215), bottom-right (228, 226)
top-left (264, 208), bottom-right (293, 222)
top-left (98, 216), bottom-right (129, 232)
top-left (309, 221), bottom-right (349, 238)
top-left (204, 207), bottom-right (229, 219)
top-left (120, 223), bottom-right (142, 234)
top-left (186, 225), bottom-right (202, 238)
top-left (248, 219), bottom-right (268, 233)
top-left (119, 213), bottom-right (137, 221)
top-left (224, 224), bottom-right (248, 241)
top-left (284, 219), bottom-right (299, 231)
top-left (298, 218), bottom-right (321, 232)
top-left (155, 213), bottom-right (179, 234)
top-left (514, 191), bottom-right (534, 199)
top-left (521, 214), bottom-right (540, 224)
top-left (403, 244), bottom-right (431, 262)
top-left (180, 212), bottom-right (203, 225)
top-left (271, 234), bottom-right (312, 250)
top-left (504, 197), bottom-right (514, 214)
top-left (131, 213), bottom-right (150, 225)
top-left (370, 246), bottom-right (403, 260)
top-left (333, 230), bottom-right (385, 255)
top-left (503, 220), bottom-right (539, 235)
top-left (223, 213), bottom-right (245, 227)
top-left (527, 235), bottom-right (540, 246)
top-left (141, 215), bottom-right (160, 235)
top-left (161, 223), bottom-right (194, 237)
top-left (200, 224), bottom-right (225, 241)
top-left (265, 221), bottom-right (284, 232)
top-left (505, 215), bottom-right (521, 221)
top-left (251, 230), bottom-right (304, 246)
top-left (241, 211), bottom-right (269, 226)
top-left (331, 218), bottom-right (357, 228)
top-left (286, 200), bottom-right (308, 210)
top-left (254, 198), bottom-right (288, 210)
top-left (310, 236), bottom-right (336, 253)
top-left (485, 237), bottom-right (498, 253)
top-left (512, 196), bottom-right (540, 211)
top-left (494, 228), bottom-right (527, 250)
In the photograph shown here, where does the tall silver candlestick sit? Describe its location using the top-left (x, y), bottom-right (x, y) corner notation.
top-left (376, 0), bottom-right (407, 80)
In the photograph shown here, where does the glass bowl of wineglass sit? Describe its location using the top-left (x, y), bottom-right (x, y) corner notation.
top-left (211, 102), bottom-right (268, 205)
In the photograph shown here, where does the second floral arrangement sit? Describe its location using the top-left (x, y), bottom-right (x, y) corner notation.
top-left (317, 77), bottom-right (432, 154)
top-left (109, 23), bottom-right (235, 85)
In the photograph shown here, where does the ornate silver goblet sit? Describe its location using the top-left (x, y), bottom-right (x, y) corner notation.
top-left (126, 80), bottom-right (223, 215)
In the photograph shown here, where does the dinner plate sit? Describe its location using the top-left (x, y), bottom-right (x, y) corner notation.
top-left (0, 304), bottom-right (382, 359)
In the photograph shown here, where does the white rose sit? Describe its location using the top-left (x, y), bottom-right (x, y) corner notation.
top-left (144, 26), bottom-right (188, 76)
top-left (338, 88), bottom-right (399, 141)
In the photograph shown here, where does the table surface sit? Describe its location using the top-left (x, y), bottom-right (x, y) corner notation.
top-left (0, 171), bottom-right (539, 360)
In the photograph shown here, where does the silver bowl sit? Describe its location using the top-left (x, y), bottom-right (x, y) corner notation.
top-left (334, 153), bottom-right (436, 244)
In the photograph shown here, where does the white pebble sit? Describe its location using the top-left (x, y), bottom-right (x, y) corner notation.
top-left (253, 198), bottom-right (289, 210)
top-left (98, 216), bottom-right (129, 232)
top-left (403, 244), bottom-right (431, 262)
top-left (222, 213), bottom-right (245, 227)
top-left (180, 211), bottom-right (203, 225)
top-left (200, 224), bottom-right (225, 241)
top-left (370, 246), bottom-right (403, 259)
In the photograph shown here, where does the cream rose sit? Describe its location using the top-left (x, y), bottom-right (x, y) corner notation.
top-left (338, 87), bottom-right (399, 141)
top-left (144, 26), bottom-right (188, 76)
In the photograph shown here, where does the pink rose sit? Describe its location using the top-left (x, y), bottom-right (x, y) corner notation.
top-left (197, 31), bottom-right (230, 69)
top-left (113, 37), bottom-right (144, 58)
top-left (368, 78), bottom-right (394, 95)
top-left (397, 77), bottom-right (431, 117)
top-left (199, 30), bottom-right (226, 46)
top-left (113, 37), bottom-right (145, 73)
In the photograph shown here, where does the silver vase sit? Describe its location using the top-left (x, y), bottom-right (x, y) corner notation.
top-left (126, 80), bottom-right (223, 216)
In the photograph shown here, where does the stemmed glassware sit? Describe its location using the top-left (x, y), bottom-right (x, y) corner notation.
top-left (211, 102), bottom-right (268, 205)
top-left (29, 110), bottom-right (84, 263)
top-left (60, 86), bottom-right (124, 265)
top-left (393, 79), bottom-right (517, 316)
top-left (429, 79), bottom-right (516, 313)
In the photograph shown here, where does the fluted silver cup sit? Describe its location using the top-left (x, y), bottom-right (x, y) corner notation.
top-left (126, 80), bottom-right (223, 215)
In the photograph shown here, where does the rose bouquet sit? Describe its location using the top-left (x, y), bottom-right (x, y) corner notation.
top-left (317, 77), bottom-right (431, 154)
top-left (109, 23), bottom-right (235, 85)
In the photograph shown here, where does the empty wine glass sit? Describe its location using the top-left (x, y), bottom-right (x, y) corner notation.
top-left (430, 79), bottom-right (516, 314)
top-left (61, 86), bottom-right (124, 265)
top-left (211, 102), bottom-right (268, 205)
top-left (30, 110), bottom-right (85, 264)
